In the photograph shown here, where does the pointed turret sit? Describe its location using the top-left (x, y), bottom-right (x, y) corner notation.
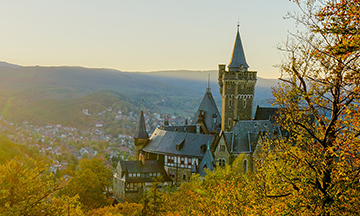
top-left (228, 25), bottom-right (249, 70)
top-left (134, 110), bottom-right (149, 139)
top-left (191, 90), bottom-right (221, 134)
top-left (218, 25), bottom-right (257, 130)
top-left (134, 108), bottom-right (149, 160)
top-left (198, 143), bottom-right (216, 176)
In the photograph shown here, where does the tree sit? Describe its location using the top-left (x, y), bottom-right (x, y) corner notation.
top-left (58, 157), bottom-right (113, 210)
top-left (255, 0), bottom-right (360, 215)
top-left (0, 156), bottom-right (85, 215)
top-left (88, 202), bottom-right (142, 216)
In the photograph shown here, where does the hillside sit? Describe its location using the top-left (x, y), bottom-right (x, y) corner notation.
top-left (4, 90), bottom-right (136, 128)
top-left (0, 63), bottom-right (279, 128)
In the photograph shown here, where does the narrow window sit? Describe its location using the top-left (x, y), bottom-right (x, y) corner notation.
top-left (188, 158), bottom-right (192, 166)
top-left (243, 99), bottom-right (246, 108)
top-left (243, 160), bottom-right (248, 171)
top-left (220, 145), bottom-right (225, 152)
top-left (180, 157), bottom-right (185, 165)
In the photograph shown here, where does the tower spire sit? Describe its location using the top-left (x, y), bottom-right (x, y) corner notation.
top-left (228, 25), bottom-right (249, 70)
top-left (134, 102), bottom-right (148, 139)
top-left (206, 74), bottom-right (211, 93)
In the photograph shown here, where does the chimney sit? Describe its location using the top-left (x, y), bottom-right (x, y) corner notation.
top-left (140, 154), bottom-right (145, 166)
top-left (196, 124), bottom-right (200, 134)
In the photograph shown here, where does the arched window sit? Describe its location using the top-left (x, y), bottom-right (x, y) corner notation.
top-left (243, 99), bottom-right (246, 108)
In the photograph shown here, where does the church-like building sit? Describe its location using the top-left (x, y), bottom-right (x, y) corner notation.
top-left (113, 26), bottom-right (280, 203)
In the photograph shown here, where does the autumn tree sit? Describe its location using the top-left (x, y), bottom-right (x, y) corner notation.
top-left (138, 156), bottom-right (260, 216)
top-left (255, 0), bottom-right (360, 215)
top-left (0, 156), bottom-right (86, 215)
top-left (58, 156), bottom-right (113, 210)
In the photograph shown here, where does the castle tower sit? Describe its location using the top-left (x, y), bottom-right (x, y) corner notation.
top-left (133, 109), bottom-right (149, 160)
top-left (218, 25), bottom-right (257, 131)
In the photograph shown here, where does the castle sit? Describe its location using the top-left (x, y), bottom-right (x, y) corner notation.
top-left (113, 25), bottom-right (279, 203)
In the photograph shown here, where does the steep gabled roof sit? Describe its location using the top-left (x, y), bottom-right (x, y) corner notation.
top-left (224, 120), bottom-right (276, 154)
top-left (134, 110), bottom-right (149, 139)
top-left (228, 25), bottom-right (249, 70)
top-left (198, 144), bottom-right (216, 176)
top-left (191, 91), bottom-right (221, 133)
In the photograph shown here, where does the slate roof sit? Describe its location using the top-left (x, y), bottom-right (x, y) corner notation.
top-left (118, 160), bottom-right (172, 182)
top-left (254, 106), bottom-right (280, 122)
top-left (163, 125), bottom-right (197, 133)
top-left (191, 91), bottom-right (221, 133)
top-left (224, 120), bottom-right (275, 154)
top-left (134, 110), bottom-right (149, 139)
top-left (228, 25), bottom-right (249, 69)
top-left (142, 128), bottom-right (215, 158)
top-left (198, 144), bottom-right (216, 176)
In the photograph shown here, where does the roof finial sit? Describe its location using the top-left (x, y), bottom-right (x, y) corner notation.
top-left (237, 19), bottom-right (240, 30)
top-left (206, 74), bottom-right (211, 93)
top-left (140, 99), bottom-right (144, 110)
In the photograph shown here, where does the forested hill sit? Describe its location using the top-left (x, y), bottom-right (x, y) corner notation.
top-left (0, 63), bottom-right (278, 99)
top-left (0, 63), bottom-right (279, 128)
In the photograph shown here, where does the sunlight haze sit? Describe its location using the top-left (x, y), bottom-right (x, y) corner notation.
top-left (0, 0), bottom-right (298, 78)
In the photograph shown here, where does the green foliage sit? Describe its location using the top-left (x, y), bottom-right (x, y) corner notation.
top-left (0, 135), bottom-right (43, 164)
top-left (4, 90), bottom-right (136, 129)
top-left (58, 157), bottom-right (113, 210)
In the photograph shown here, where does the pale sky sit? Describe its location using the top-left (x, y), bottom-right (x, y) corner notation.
top-left (0, 0), bottom-right (299, 78)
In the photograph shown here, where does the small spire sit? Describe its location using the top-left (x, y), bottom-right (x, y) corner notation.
top-left (206, 74), bottom-right (211, 93)
top-left (134, 104), bottom-right (148, 139)
top-left (228, 24), bottom-right (249, 70)
top-left (140, 99), bottom-right (144, 110)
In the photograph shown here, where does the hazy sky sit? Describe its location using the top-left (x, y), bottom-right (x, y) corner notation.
top-left (0, 0), bottom-right (300, 78)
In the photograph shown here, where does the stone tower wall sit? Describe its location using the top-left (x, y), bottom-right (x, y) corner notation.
top-left (219, 65), bottom-right (257, 131)
top-left (134, 138), bottom-right (148, 160)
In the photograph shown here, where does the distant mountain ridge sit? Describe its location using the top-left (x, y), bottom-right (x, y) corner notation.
top-left (0, 62), bottom-right (279, 99)
top-left (0, 61), bottom-right (22, 68)
top-left (0, 62), bottom-right (279, 127)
